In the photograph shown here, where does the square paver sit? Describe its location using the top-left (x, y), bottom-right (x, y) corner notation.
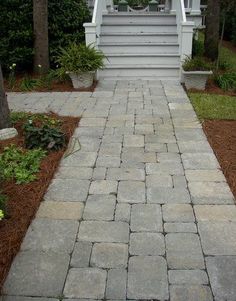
top-left (71, 241), bottom-right (92, 267)
top-left (107, 167), bottom-right (145, 181)
top-left (130, 204), bottom-right (162, 232)
top-left (36, 201), bottom-right (84, 220)
top-left (106, 269), bottom-right (127, 299)
top-left (115, 203), bottom-right (131, 223)
top-left (64, 268), bottom-right (107, 299)
top-left (117, 181), bottom-right (145, 203)
top-left (91, 243), bottom-right (128, 268)
top-left (21, 218), bottom-right (78, 253)
top-left (170, 285), bottom-right (213, 301)
top-left (83, 195), bottom-right (116, 221)
top-left (168, 270), bottom-right (209, 285)
top-left (166, 233), bottom-right (205, 269)
top-left (89, 180), bottom-right (118, 195)
top-left (55, 166), bottom-right (93, 180)
top-left (3, 251), bottom-right (70, 297)
top-left (127, 256), bottom-right (168, 300)
top-left (194, 205), bottom-right (236, 222)
top-left (206, 256), bottom-right (236, 301)
top-left (44, 179), bottom-right (90, 202)
top-left (181, 153), bottom-right (219, 170)
top-left (198, 222), bottom-right (236, 255)
top-left (162, 204), bottom-right (195, 222)
top-left (129, 232), bottom-right (165, 255)
top-left (147, 187), bottom-right (191, 204)
top-left (124, 135), bottom-right (144, 147)
top-left (78, 221), bottom-right (129, 243)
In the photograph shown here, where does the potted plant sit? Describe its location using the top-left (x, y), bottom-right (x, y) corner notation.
top-left (182, 56), bottom-right (213, 90)
top-left (56, 43), bottom-right (105, 89)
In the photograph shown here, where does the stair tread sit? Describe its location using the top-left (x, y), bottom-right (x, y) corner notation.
top-left (100, 42), bottom-right (178, 45)
top-left (104, 13), bottom-right (176, 16)
top-left (103, 64), bottom-right (180, 69)
top-left (102, 23), bottom-right (176, 26)
top-left (101, 32), bottom-right (178, 36)
top-left (105, 53), bottom-right (180, 57)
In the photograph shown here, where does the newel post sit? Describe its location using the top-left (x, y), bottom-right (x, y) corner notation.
top-left (83, 23), bottom-right (97, 47)
top-left (180, 21), bottom-right (194, 61)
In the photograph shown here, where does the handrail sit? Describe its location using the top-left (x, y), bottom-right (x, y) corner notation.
top-left (84, 0), bottom-right (107, 47)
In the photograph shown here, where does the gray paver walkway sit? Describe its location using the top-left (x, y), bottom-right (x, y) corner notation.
top-left (2, 80), bottom-right (236, 301)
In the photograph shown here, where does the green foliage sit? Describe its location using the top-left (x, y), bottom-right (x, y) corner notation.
top-left (192, 31), bottom-right (204, 57)
top-left (189, 92), bottom-right (236, 121)
top-left (19, 75), bottom-right (38, 91)
top-left (56, 43), bottom-right (106, 74)
top-left (0, 192), bottom-right (7, 220)
top-left (214, 72), bottom-right (236, 91)
top-left (0, 0), bottom-right (91, 71)
top-left (0, 145), bottom-right (46, 184)
top-left (23, 123), bottom-right (66, 151)
top-left (182, 56), bottom-right (213, 72)
top-left (114, 0), bottom-right (149, 6)
top-left (10, 112), bottom-right (61, 127)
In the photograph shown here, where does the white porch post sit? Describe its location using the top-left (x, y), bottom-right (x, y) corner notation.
top-left (180, 21), bottom-right (194, 61)
top-left (190, 0), bottom-right (201, 15)
top-left (170, 0), bottom-right (178, 14)
top-left (106, 0), bottom-right (114, 12)
top-left (165, 0), bottom-right (171, 12)
top-left (83, 23), bottom-right (97, 47)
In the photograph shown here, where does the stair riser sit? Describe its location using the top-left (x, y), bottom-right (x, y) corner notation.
top-left (105, 56), bottom-right (180, 65)
top-left (100, 45), bottom-right (179, 54)
top-left (98, 68), bottom-right (180, 78)
top-left (103, 15), bottom-right (176, 24)
top-left (101, 25), bottom-right (177, 33)
top-left (100, 34), bottom-right (178, 43)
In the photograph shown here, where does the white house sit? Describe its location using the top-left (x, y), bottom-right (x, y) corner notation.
top-left (84, 0), bottom-right (205, 80)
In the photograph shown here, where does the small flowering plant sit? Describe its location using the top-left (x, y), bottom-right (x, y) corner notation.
top-left (8, 63), bottom-right (17, 89)
top-left (0, 209), bottom-right (4, 221)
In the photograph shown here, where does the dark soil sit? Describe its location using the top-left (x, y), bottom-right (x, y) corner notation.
top-left (203, 120), bottom-right (236, 200)
top-left (0, 114), bottom-right (79, 291)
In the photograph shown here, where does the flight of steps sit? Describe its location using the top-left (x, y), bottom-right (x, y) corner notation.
top-left (98, 13), bottom-right (180, 80)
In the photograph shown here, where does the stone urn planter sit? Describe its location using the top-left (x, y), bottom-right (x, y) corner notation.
top-left (182, 70), bottom-right (213, 90)
top-left (182, 56), bottom-right (213, 90)
top-left (68, 72), bottom-right (95, 89)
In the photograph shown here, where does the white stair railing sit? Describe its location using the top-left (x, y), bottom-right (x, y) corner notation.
top-left (84, 0), bottom-right (107, 47)
top-left (176, 0), bottom-right (194, 62)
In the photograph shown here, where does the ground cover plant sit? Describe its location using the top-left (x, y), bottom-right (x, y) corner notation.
top-left (0, 111), bottom-right (79, 291)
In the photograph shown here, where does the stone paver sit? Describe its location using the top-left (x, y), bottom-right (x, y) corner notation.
top-left (90, 243), bottom-right (128, 268)
top-left (64, 268), bottom-right (107, 299)
top-left (4, 80), bottom-right (236, 300)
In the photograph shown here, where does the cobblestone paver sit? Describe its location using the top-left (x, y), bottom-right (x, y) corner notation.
top-left (3, 80), bottom-right (236, 300)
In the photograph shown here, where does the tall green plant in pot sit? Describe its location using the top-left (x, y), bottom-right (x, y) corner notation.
top-left (56, 43), bottom-right (106, 88)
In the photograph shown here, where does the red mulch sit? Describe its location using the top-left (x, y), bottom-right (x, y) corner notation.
top-left (0, 114), bottom-right (79, 292)
top-left (5, 76), bottom-right (97, 92)
top-left (203, 120), bottom-right (236, 200)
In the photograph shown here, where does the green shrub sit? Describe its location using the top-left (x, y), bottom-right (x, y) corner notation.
top-left (0, 0), bottom-right (91, 71)
top-left (56, 43), bottom-right (106, 74)
top-left (114, 0), bottom-right (149, 6)
top-left (214, 71), bottom-right (236, 91)
top-left (23, 123), bottom-right (66, 151)
top-left (0, 145), bottom-right (46, 184)
top-left (0, 192), bottom-right (7, 220)
top-left (182, 56), bottom-right (213, 72)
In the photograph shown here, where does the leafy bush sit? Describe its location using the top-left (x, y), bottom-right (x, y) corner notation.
top-left (114, 0), bottom-right (149, 6)
top-left (0, 192), bottom-right (7, 220)
top-left (0, 0), bottom-right (91, 71)
top-left (214, 72), bottom-right (236, 91)
top-left (0, 145), bottom-right (46, 184)
top-left (24, 123), bottom-right (66, 151)
top-left (56, 43), bottom-right (106, 74)
top-left (182, 56), bottom-right (213, 72)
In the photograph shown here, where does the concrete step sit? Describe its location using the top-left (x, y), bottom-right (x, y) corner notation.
top-left (101, 23), bottom-right (177, 34)
top-left (98, 64), bottom-right (180, 78)
top-left (104, 53), bottom-right (180, 65)
top-left (103, 13), bottom-right (176, 24)
top-left (99, 43), bottom-right (179, 54)
top-left (100, 32), bottom-right (178, 43)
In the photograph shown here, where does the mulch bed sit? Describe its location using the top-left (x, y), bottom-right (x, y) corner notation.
top-left (0, 114), bottom-right (79, 292)
top-left (203, 120), bottom-right (236, 200)
top-left (5, 77), bottom-right (98, 92)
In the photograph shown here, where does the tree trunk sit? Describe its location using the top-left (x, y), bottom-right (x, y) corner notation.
top-left (33, 0), bottom-right (49, 73)
top-left (0, 66), bottom-right (11, 129)
top-left (204, 0), bottom-right (220, 61)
